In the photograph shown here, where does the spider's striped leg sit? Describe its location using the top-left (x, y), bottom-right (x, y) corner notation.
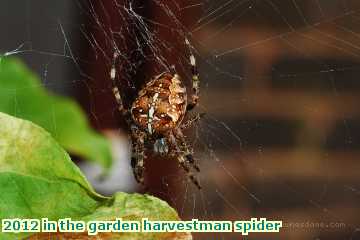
top-left (131, 126), bottom-right (146, 184)
top-left (178, 155), bottom-right (201, 190)
top-left (110, 51), bottom-right (130, 120)
top-left (169, 131), bottom-right (201, 189)
top-left (181, 113), bottom-right (206, 130)
top-left (174, 129), bottom-right (200, 172)
top-left (185, 38), bottom-right (200, 111)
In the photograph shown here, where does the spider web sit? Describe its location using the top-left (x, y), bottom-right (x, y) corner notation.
top-left (1, 0), bottom-right (360, 239)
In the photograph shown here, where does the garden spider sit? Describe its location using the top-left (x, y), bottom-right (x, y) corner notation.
top-left (110, 38), bottom-right (202, 189)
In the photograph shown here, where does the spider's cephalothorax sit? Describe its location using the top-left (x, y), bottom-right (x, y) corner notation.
top-left (110, 38), bottom-right (202, 189)
top-left (131, 73), bottom-right (187, 135)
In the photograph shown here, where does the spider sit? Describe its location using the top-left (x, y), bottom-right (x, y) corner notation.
top-left (110, 38), bottom-right (202, 189)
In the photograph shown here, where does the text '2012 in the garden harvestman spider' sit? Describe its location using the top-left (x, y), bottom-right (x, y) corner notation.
top-left (110, 38), bottom-right (202, 189)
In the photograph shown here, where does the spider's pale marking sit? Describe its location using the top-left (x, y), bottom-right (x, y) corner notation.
top-left (147, 92), bottom-right (159, 134)
top-left (190, 55), bottom-right (196, 66)
top-left (189, 54), bottom-right (199, 87)
top-left (110, 67), bottom-right (116, 80)
top-left (148, 106), bottom-right (155, 118)
top-left (110, 52), bottom-right (126, 113)
top-left (147, 112), bottom-right (154, 134)
top-left (112, 87), bottom-right (121, 101)
top-left (189, 54), bottom-right (199, 85)
top-left (112, 85), bottom-right (124, 112)
top-left (185, 38), bottom-right (197, 69)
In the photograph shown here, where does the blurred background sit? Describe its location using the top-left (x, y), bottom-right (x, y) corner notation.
top-left (1, 0), bottom-right (360, 239)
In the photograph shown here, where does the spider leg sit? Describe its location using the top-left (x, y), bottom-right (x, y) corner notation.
top-left (130, 126), bottom-right (146, 185)
top-left (169, 130), bottom-right (201, 189)
top-left (181, 113), bottom-right (206, 130)
top-left (178, 155), bottom-right (201, 189)
top-left (185, 38), bottom-right (200, 111)
top-left (111, 50), bottom-right (131, 122)
top-left (174, 129), bottom-right (201, 172)
top-left (111, 50), bottom-right (143, 184)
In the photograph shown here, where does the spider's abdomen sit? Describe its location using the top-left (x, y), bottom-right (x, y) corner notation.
top-left (131, 73), bottom-right (187, 135)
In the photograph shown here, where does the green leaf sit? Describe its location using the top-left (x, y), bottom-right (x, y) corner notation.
top-left (0, 57), bottom-right (112, 169)
top-left (0, 112), bottom-right (189, 240)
